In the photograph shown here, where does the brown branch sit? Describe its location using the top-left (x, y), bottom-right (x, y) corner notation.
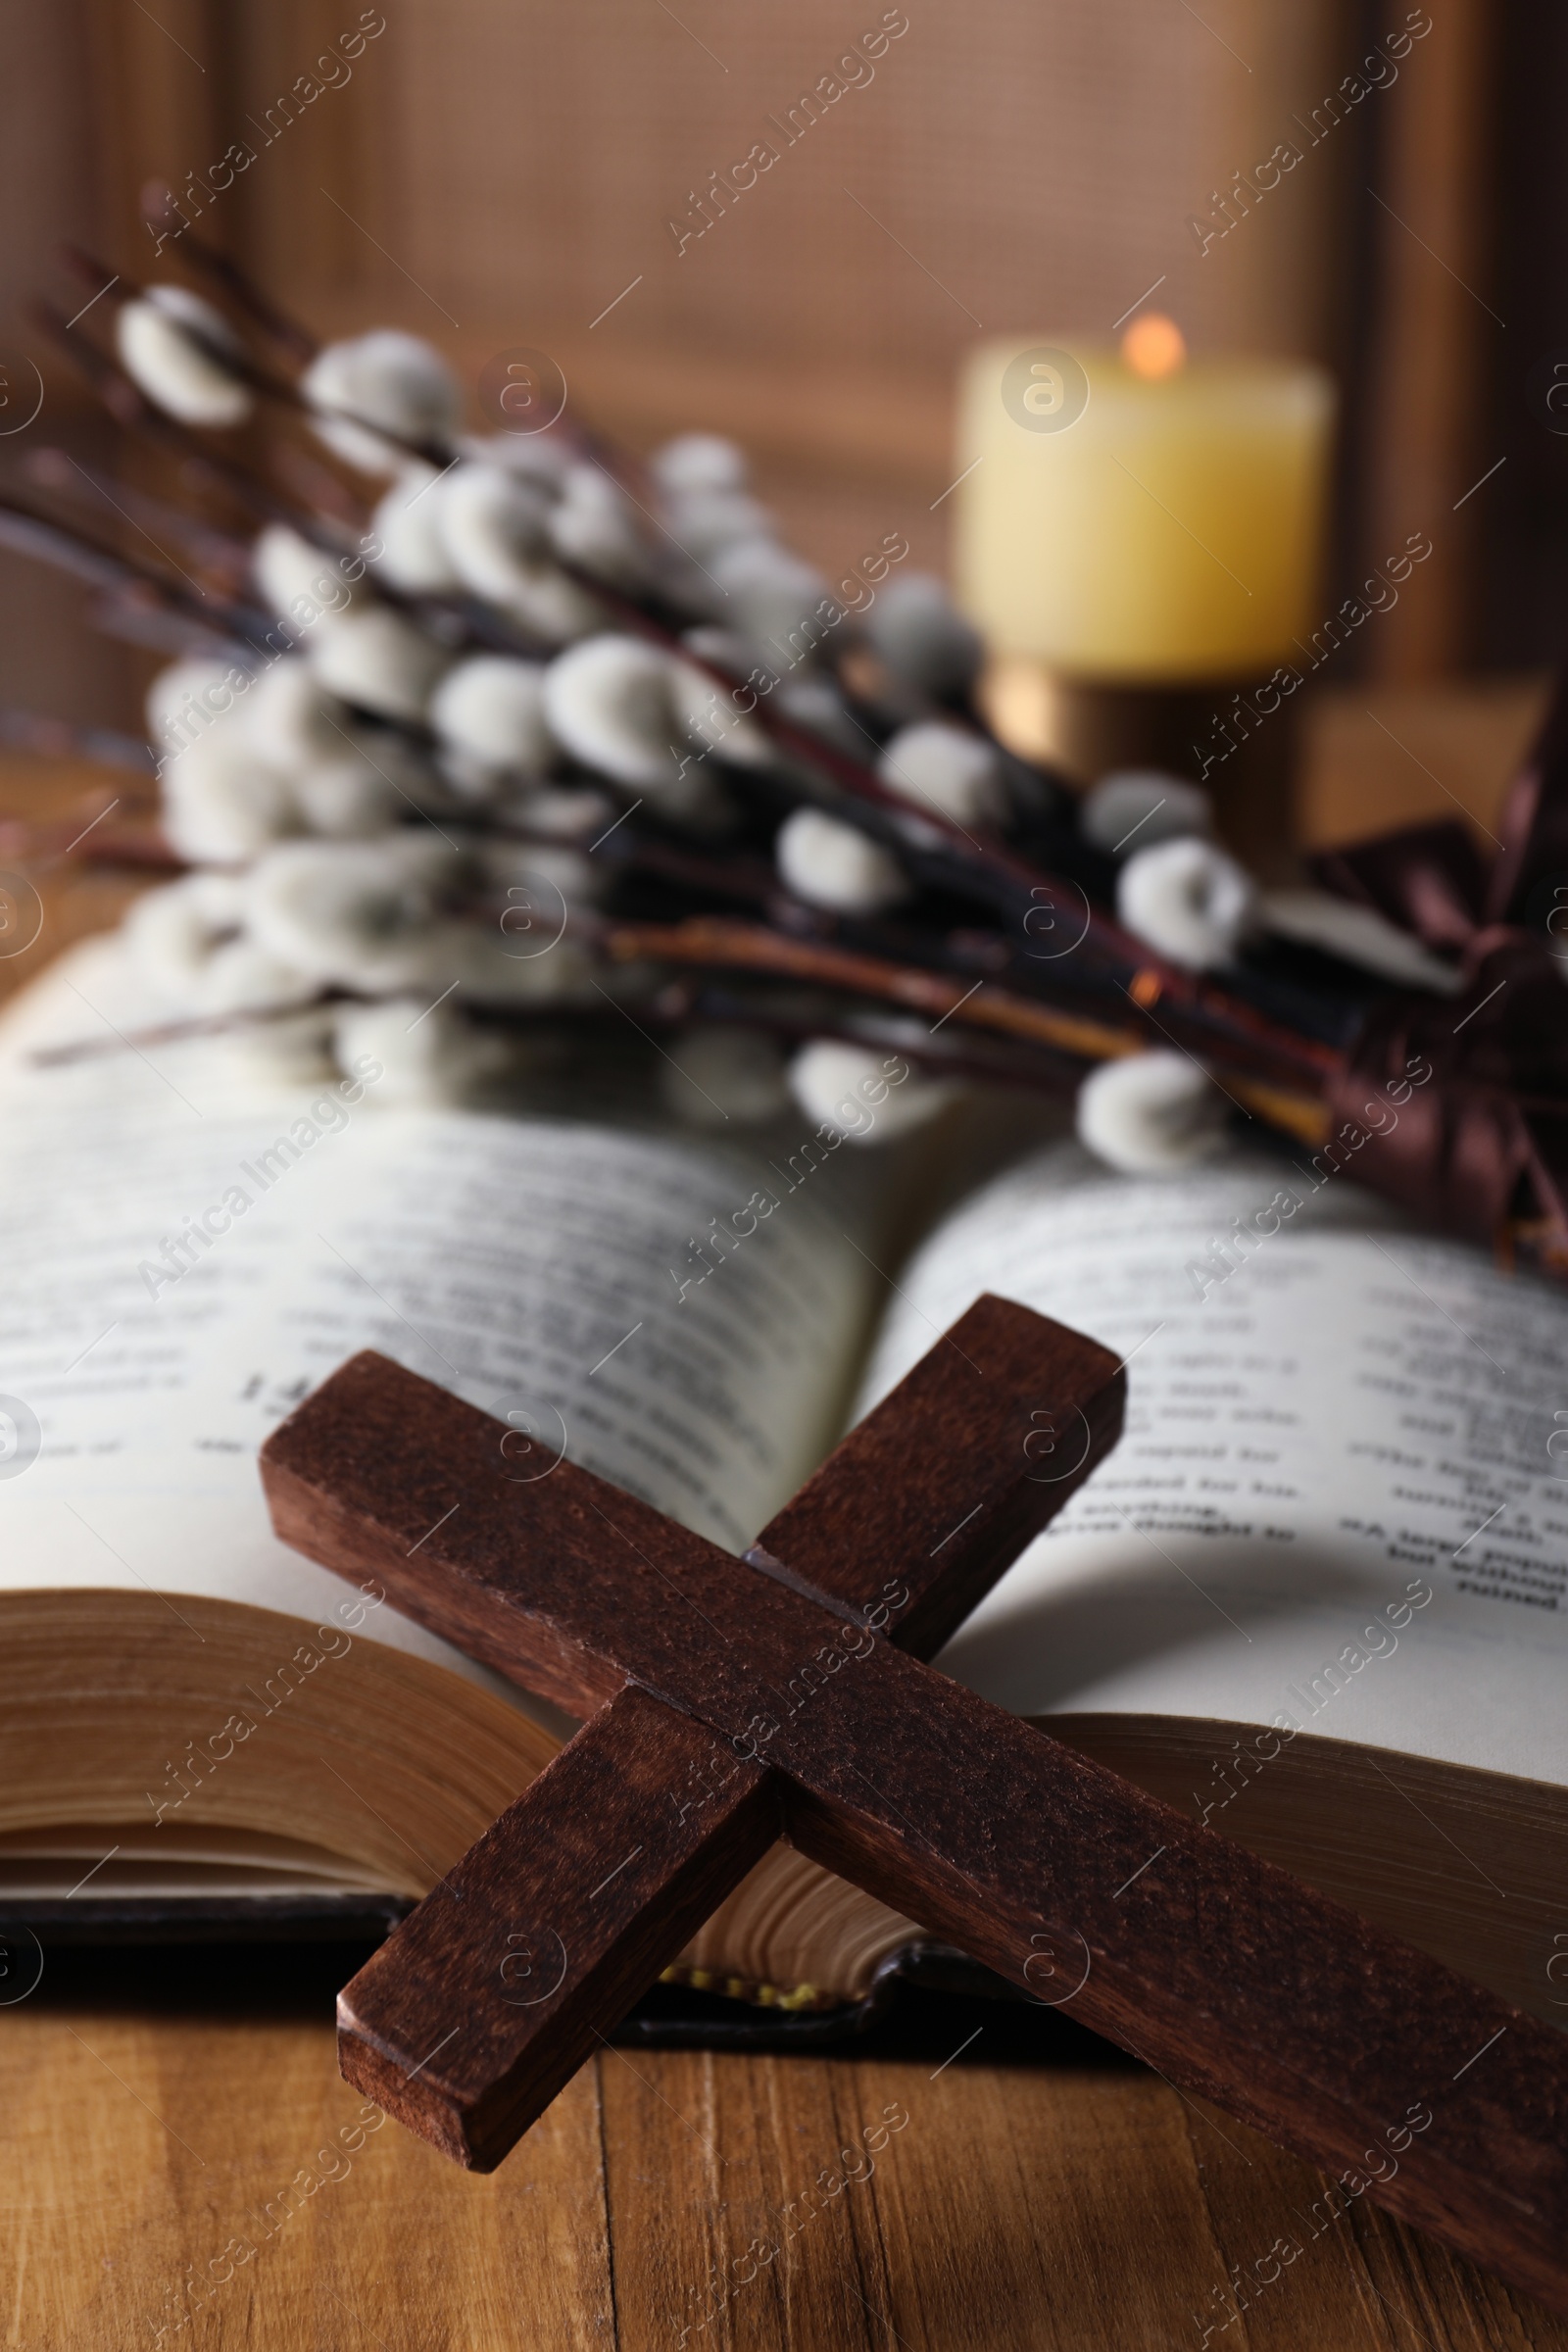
top-left (138, 189), bottom-right (318, 365)
top-left (612, 916), bottom-right (1154, 1062)
top-left (604, 915), bottom-right (1333, 1144)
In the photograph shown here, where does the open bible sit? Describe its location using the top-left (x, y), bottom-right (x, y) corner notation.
top-left (4, 937), bottom-right (1568, 2033)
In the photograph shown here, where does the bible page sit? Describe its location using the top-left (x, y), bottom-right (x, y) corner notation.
top-left (855, 1139), bottom-right (1568, 1785)
top-left (0, 940), bottom-right (877, 1691)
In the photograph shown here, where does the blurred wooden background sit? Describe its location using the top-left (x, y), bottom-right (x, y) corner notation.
top-left (0, 0), bottom-right (1557, 734)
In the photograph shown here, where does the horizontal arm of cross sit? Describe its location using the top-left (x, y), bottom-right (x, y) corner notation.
top-left (262, 1294), bottom-right (1126, 1713)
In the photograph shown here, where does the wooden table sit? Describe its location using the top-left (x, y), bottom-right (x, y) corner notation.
top-left (13, 1942), bottom-right (1568, 2352)
top-left (4, 685), bottom-right (1566, 2351)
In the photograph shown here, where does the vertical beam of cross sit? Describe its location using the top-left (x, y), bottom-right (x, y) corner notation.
top-left (745, 1298), bottom-right (1122, 1656)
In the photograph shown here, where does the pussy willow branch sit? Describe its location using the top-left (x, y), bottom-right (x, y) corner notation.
top-left (53, 250), bottom-right (1156, 978)
top-left (0, 496), bottom-right (251, 656)
top-left (36, 290), bottom-right (359, 547)
top-left (62, 244), bottom-right (460, 471)
top-left (20, 762), bottom-right (1334, 1098)
top-left (10, 368), bottom-right (533, 668)
top-left (42, 278), bottom-right (474, 625)
top-left (34, 244), bottom-right (1386, 1112)
top-left (603, 915), bottom-right (1333, 1136)
top-left (23, 981), bottom-right (1086, 1104)
top-left (592, 828), bottom-right (1332, 1083)
top-left (85, 236), bottom-right (1047, 778)
top-left (0, 464), bottom-right (1335, 1097)
top-left (25, 445), bottom-right (256, 586)
top-left (142, 220), bottom-right (630, 490)
top-left (0, 709), bottom-right (158, 777)
top-left (31, 297), bottom-right (296, 532)
top-left (137, 190), bottom-right (318, 365)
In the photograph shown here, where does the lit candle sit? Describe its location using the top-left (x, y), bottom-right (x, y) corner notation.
top-left (954, 320), bottom-right (1336, 685)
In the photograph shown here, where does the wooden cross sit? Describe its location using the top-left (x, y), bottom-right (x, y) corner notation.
top-left (261, 1296), bottom-right (1568, 2317)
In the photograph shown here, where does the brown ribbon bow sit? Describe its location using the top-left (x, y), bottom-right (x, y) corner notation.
top-left (1308, 678), bottom-right (1568, 1279)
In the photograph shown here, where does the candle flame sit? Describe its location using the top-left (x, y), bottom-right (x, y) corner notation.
top-left (1121, 314), bottom-right (1187, 380)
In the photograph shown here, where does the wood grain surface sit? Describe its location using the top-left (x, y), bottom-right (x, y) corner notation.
top-left (8, 1950), bottom-right (1568, 2349)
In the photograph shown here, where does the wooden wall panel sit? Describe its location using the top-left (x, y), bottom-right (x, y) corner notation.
top-left (6, 0), bottom-right (1519, 722)
top-left (0, 1), bottom-right (137, 727)
top-left (352, 0), bottom-right (1346, 372)
top-left (85, 0), bottom-right (227, 271)
top-left (1357, 0), bottom-right (1497, 680)
top-left (214, 0), bottom-right (1350, 575)
top-left (24, 0), bottom-right (1373, 718)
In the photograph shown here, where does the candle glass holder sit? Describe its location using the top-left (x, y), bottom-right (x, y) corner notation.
top-left (982, 659), bottom-right (1302, 880)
